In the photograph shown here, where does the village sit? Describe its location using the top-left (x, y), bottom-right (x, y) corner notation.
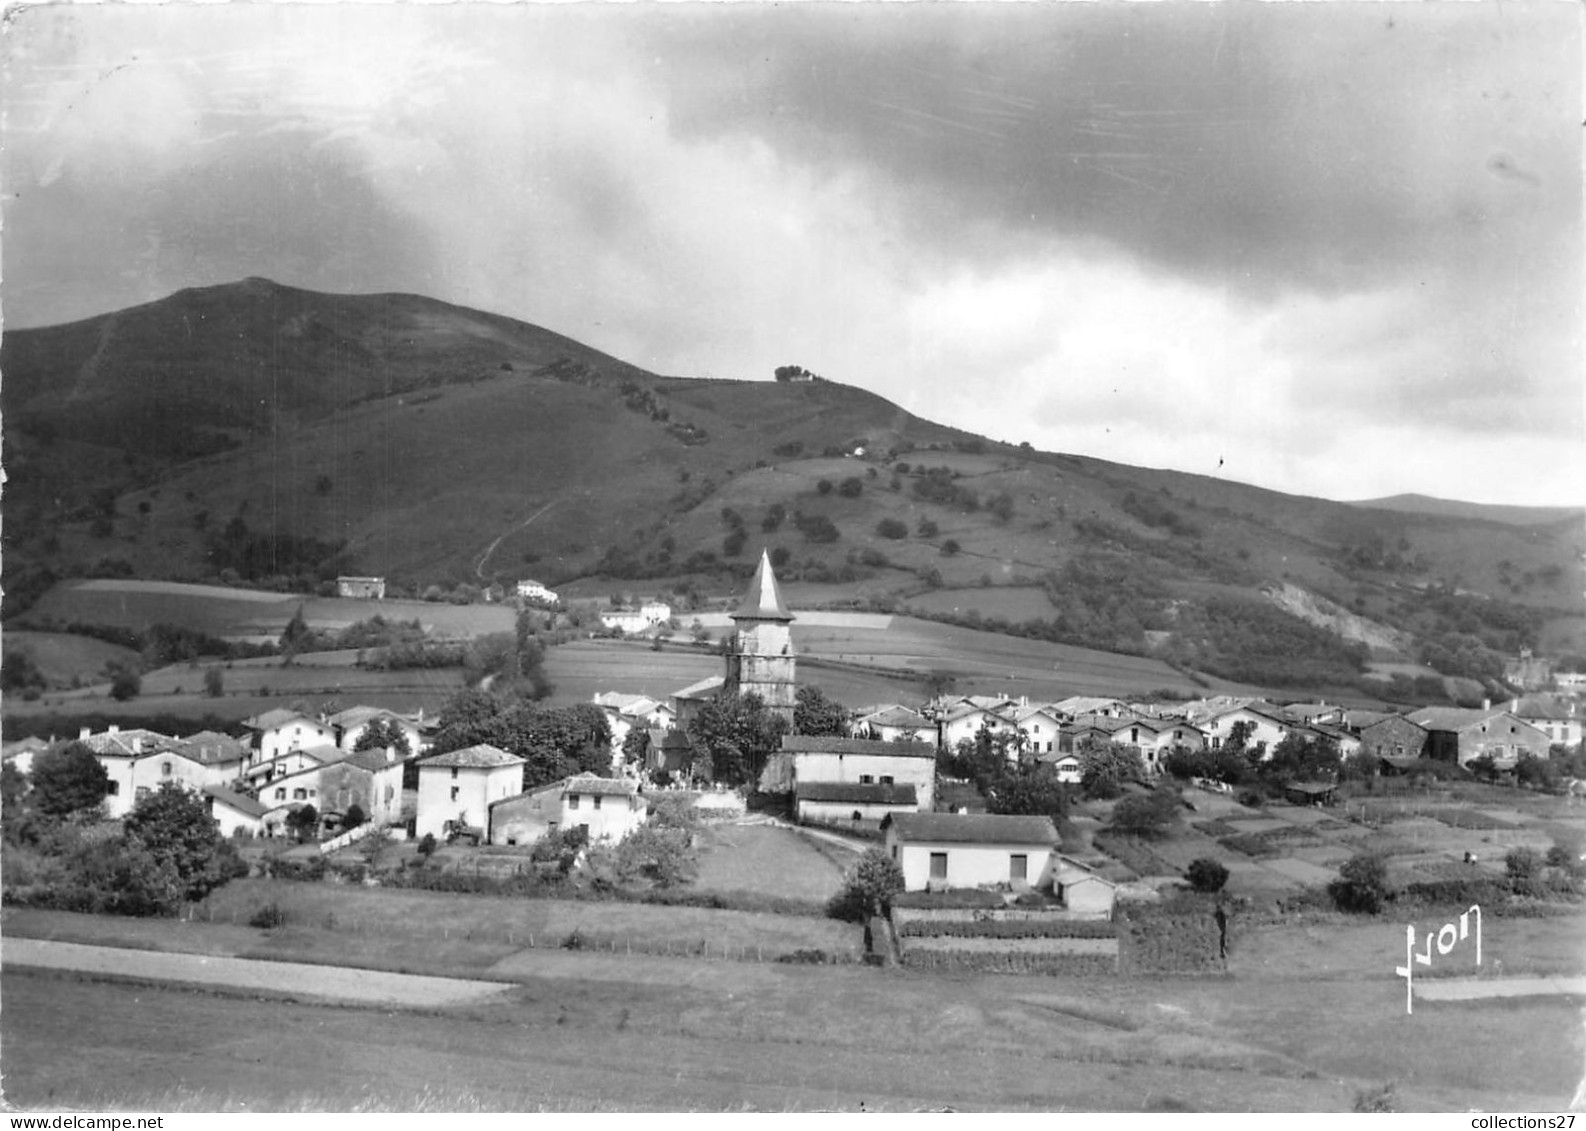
top-left (8, 550), bottom-right (1584, 922)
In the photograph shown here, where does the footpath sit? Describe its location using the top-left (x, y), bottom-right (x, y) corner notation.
top-left (3, 937), bottom-right (516, 1008)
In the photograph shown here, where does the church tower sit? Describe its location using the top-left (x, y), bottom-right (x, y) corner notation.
top-left (725, 550), bottom-right (797, 722)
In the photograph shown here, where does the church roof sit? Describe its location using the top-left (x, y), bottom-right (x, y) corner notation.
top-left (732, 550), bottom-right (794, 622)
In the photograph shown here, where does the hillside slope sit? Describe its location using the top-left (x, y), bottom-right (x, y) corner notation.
top-left (5, 279), bottom-right (1582, 691)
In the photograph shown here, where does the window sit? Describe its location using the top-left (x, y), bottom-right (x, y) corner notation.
top-left (135, 786), bottom-right (150, 800)
top-left (568, 795), bottom-right (580, 810)
top-left (106, 781), bottom-right (120, 795)
top-left (162, 761), bottom-right (173, 777)
top-left (880, 775), bottom-right (894, 785)
top-left (451, 767), bottom-right (459, 780)
top-left (859, 774), bottom-right (874, 785)
top-left (929, 852), bottom-right (948, 880)
top-left (593, 796), bottom-right (603, 810)
top-left (275, 788), bottom-right (286, 801)
top-left (1010, 854), bottom-right (1028, 883)
top-left (450, 787), bottom-right (459, 801)
top-left (293, 789), bottom-right (306, 801)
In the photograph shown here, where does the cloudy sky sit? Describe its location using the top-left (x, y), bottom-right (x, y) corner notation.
top-left (3, 2), bottom-right (1580, 506)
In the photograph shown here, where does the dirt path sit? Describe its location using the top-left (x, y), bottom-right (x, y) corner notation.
top-left (3, 938), bottom-right (516, 1008)
top-left (1415, 976), bottom-right (1586, 1002)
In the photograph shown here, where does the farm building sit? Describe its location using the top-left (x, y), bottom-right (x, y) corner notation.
top-left (560, 774), bottom-right (647, 842)
top-left (882, 812), bottom-right (1059, 893)
top-left (1037, 751), bottom-right (1083, 784)
top-left (205, 786), bottom-right (266, 838)
top-left (635, 728), bottom-right (694, 779)
top-left (95, 744), bottom-right (212, 818)
top-left (336, 576), bottom-right (386, 599)
top-left (1406, 707), bottom-right (1553, 768)
top-left (795, 781), bottom-right (918, 828)
top-left (762, 735), bottom-right (937, 811)
top-left (1359, 715), bottom-right (1430, 762)
top-left (415, 744), bottom-right (526, 841)
top-left (724, 550), bottom-right (797, 724)
top-left (1050, 855), bottom-right (1117, 918)
top-left (488, 782), bottom-right (565, 846)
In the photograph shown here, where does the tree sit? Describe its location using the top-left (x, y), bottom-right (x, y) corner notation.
top-left (280, 604), bottom-right (314, 657)
top-left (685, 692), bottom-right (788, 787)
top-left (612, 823), bottom-right (697, 888)
top-left (793, 686), bottom-right (850, 737)
top-left (816, 479), bottom-right (834, 496)
top-left (1222, 720), bottom-right (1255, 762)
top-left (353, 717), bottom-right (412, 760)
top-left (203, 665), bottom-right (225, 698)
top-left (123, 783), bottom-right (245, 907)
top-left (988, 765), bottom-right (1069, 824)
top-left (838, 477), bottom-right (864, 498)
top-left (830, 847), bottom-right (905, 921)
top-left (30, 742), bottom-right (111, 819)
top-left (286, 803), bottom-right (320, 843)
top-left (343, 803), bottom-right (366, 831)
top-left (1330, 852), bottom-right (1392, 914)
top-left (875, 518), bottom-right (909, 540)
top-left (940, 539), bottom-right (961, 556)
top-left (1077, 739), bottom-right (1146, 799)
top-left (1109, 785), bottom-right (1180, 837)
top-left (1186, 857), bottom-right (1230, 894)
top-left (108, 663), bottom-right (142, 701)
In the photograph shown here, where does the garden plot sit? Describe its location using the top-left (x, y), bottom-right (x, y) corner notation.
top-left (1147, 835), bottom-right (1226, 870)
top-left (1221, 858), bottom-right (1298, 895)
top-left (1273, 807), bottom-right (1344, 827)
top-left (904, 936), bottom-right (1118, 955)
top-left (1287, 843), bottom-right (1355, 867)
top-left (1259, 857), bottom-right (1337, 886)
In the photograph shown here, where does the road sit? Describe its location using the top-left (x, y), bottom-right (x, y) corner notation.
top-left (3, 937), bottom-right (515, 1008)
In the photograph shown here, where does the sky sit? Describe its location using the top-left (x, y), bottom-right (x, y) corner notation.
top-left (2, 1), bottom-right (1581, 507)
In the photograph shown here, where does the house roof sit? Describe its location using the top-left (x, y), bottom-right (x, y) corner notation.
top-left (672, 675), bottom-right (726, 701)
top-left (1511, 697), bottom-right (1575, 720)
top-left (858, 705), bottom-right (933, 730)
top-left (343, 748), bottom-right (405, 774)
top-left (1051, 696), bottom-right (1129, 717)
top-left (796, 781), bottom-right (917, 806)
top-left (422, 743), bottom-right (525, 769)
top-left (884, 812), bottom-right (1059, 846)
top-left (779, 735), bottom-right (936, 759)
top-left (732, 550), bottom-right (794, 622)
top-left (328, 706), bottom-right (415, 729)
top-left (242, 709), bottom-right (327, 733)
top-left (1406, 707), bottom-right (1508, 732)
top-left (204, 785), bottom-right (267, 818)
top-left (79, 728), bottom-right (179, 757)
top-left (562, 773), bottom-right (638, 797)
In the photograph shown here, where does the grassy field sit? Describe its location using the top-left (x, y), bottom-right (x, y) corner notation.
top-left (4, 904), bottom-right (1582, 1111)
top-left (0, 630), bottom-right (142, 686)
top-left (692, 824), bottom-right (859, 903)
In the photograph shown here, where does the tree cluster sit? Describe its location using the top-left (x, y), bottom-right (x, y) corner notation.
top-left (432, 689), bottom-right (612, 791)
top-left (684, 692), bottom-right (789, 788)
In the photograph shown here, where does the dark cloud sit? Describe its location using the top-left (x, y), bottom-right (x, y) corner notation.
top-left (637, 3), bottom-right (1579, 297)
top-left (3, 124), bottom-right (439, 328)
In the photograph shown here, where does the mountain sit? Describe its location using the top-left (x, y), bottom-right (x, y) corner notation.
top-left (1350, 494), bottom-right (1584, 527)
top-left (4, 279), bottom-right (1583, 693)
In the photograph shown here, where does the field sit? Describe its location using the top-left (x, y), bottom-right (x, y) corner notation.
top-left (692, 823), bottom-right (861, 902)
top-left (4, 903), bottom-right (1582, 1111)
top-left (1090, 780), bottom-right (1586, 901)
top-left (0, 630), bottom-right (142, 685)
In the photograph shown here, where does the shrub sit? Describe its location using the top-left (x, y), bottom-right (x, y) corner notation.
top-left (816, 479), bottom-right (833, 496)
top-left (1330, 852), bottom-right (1393, 914)
top-left (827, 847), bottom-right (904, 921)
top-left (249, 903), bottom-right (287, 929)
top-left (1185, 857), bottom-right (1230, 894)
top-left (776, 948), bottom-right (831, 965)
top-left (1353, 1084), bottom-right (1398, 1113)
top-left (838, 477), bottom-right (863, 498)
top-left (875, 518), bottom-right (909, 540)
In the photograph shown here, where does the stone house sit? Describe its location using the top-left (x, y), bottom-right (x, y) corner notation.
top-left (415, 744), bottom-right (526, 840)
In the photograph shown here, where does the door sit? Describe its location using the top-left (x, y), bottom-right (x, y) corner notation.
top-left (1010, 854), bottom-right (1028, 885)
top-left (929, 852), bottom-right (948, 881)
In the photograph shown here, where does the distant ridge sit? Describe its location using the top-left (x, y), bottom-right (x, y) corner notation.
top-left (1349, 494), bottom-right (1583, 527)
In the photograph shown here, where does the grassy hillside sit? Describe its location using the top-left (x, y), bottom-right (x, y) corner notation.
top-left (4, 279), bottom-right (1582, 698)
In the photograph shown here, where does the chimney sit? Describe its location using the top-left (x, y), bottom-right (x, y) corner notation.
top-left (108, 724), bottom-right (119, 735)
top-left (131, 737), bottom-right (142, 754)
top-left (79, 727), bottom-right (91, 741)
top-left (1482, 698), bottom-right (1491, 711)
top-left (386, 745), bottom-right (396, 764)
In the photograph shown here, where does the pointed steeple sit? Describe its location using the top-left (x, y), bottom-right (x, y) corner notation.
top-left (732, 549), bottom-right (794, 623)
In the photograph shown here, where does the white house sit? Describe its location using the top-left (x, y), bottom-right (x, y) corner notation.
top-left (241, 709), bottom-right (337, 765)
top-left (336, 576), bottom-right (386, 599)
top-left (328, 706), bottom-right (425, 757)
top-left (559, 774), bottom-right (648, 842)
top-left (882, 812), bottom-right (1060, 892)
top-left (243, 745), bottom-right (337, 791)
top-left (761, 735), bottom-right (938, 811)
top-left (936, 702), bottom-right (1016, 752)
top-left (1040, 751), bottom-right (1084, 785)
top-left (1509, 696), bottom-right (1582, 749)
top-left (600, 601), bottom-right (673, 634)
top-left (1192, 705), bottom-right (1292, 758)
top-left (98, 747), bottom-right (213, 818)
top-left (204, 786), bottom-right (267, 838)
top-left (516, 579), bottom-right (559, 604)
top-left (1005, 703), bottom-right (1067, 756)
top-left (415, 744), bottom-right (526, 840)
top-left (852, 705), bottom-right (936, 745)
top-left (591, 693), bottom-right (677, 763)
